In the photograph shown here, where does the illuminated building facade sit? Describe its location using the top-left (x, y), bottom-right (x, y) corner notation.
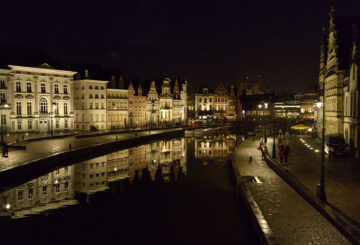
top-left (106, 88), bottom-right (128, 130)
top-left (0, 64), bottom-right (77, 134)
top-left (73, 77), bottom-right (108, 131)
top-left (195, 88), bottom-right (214, 119)
top-left (317, 6), bottom-right (360, 157)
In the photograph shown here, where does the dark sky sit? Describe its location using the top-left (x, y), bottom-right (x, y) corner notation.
top-left (1, 0), bottom-right (360, 92)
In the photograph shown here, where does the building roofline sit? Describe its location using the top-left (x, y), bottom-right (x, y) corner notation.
top-left (8, 65), bottom-right (77, 76)
top-left (74, 79), bottom-right (108, 84)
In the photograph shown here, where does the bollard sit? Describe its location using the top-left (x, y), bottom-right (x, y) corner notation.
top-left (69, 144), bottom-right (72, 151)
top-left (249, 156), bottom-right (252, 162)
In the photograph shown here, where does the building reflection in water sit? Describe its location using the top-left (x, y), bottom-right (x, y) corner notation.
top-left (194, 134), bottom-right (237, 166)
top-left (0, 165), bottom-right (76, 219)
top-left (0, 135), bottom-right (237, 218)
top-left (0, 138), bottom-right (187, 218)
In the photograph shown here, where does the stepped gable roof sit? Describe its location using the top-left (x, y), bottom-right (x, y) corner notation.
top-left (333, 17), bottom-right (360, 70)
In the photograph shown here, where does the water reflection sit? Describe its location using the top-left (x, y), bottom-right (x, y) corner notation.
top-left (194, 134), bottom-right (237, 166)
top-left (0, 135), bottom-right (237, 219)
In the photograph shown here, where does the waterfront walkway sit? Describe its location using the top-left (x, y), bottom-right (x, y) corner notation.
top-left (234, 139), bottom-right (350, 244)
top-left (0, 128), bottom-right (181, 173)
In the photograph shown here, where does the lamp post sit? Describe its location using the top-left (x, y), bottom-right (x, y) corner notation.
top-left (264, 103), bottom-right (268, 143)
top-left (272, 103), bottom-right (276, 158)
top-left (316, 99), bottom-right (326, 201)
top-left (149, 101), bottom-right (155, 135)
top-left (1, 103), bottom-right (9, 146)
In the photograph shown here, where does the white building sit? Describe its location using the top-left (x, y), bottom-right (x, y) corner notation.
top-left (73, 77), bottom-right (108, 131)
top-left (6, 64), bottom-right (77, 134)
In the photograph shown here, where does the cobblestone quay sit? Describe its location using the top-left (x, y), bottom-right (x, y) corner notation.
top-left (234, 138), bottom-right (350, 244)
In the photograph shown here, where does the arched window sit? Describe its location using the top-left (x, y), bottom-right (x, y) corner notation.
top-left (40, 98), bottom-right (48, 114)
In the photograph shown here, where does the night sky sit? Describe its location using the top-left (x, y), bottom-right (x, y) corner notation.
top-left (1, 0), bottom-right (360, 92)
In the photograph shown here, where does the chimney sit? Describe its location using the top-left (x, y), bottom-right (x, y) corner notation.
top-left (85, 69), bottom-right (89, 78)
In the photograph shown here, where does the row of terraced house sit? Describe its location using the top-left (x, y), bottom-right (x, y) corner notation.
top-left (0, 64), bottom-right (187, 135)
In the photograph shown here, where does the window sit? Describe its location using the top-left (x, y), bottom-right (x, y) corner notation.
top-left (95, 103), bottom-right (98, 109)
top-left (101, 103), bottom-right (104, 109)
top-left (0, 92), bottom-right (5, 103)
top-left (16, 81), bottom-right (21, 92)
top-left (101, 94), bottom-right (104, 99)
top-left (89, 94), bottom-right (93, 99)
top-left (17, 121), bottom-right (21, 130)
top-left (54, 84), bottom-right (59, 94)
top-left (64, 120), bottom-right (68, 128)
top-left (27, 82), bottom-right (32, 92)
top-left (64, 182), bottom-right (69, 191)
top-left (16, 102), bottom-right (21, 115)
top-left (18, 191), bottom-right (23, 200)
top-left (81, 94), bottom-right (85, 99)
top-left (95, 86), bottom-right (99, 90)
top-left (28, 120), bottom-right (32, 129)
top-left (41, 83), bottom-right (46, 93)
top-left (40, 98), bottom-right (48, 114)
top-left (28, 188), bottom-right (33, 199)
top-left (95, 94), bottom-right (99, 99)
top-left (89, 103), bottom-right (93, 109)
top-left (56, 120), bottom-right (59, 128)
top-left (27, 102), bottom-right (32, 115)
top-left (55, 184), bottom-right (60, 193)
top-left (101, 86), bottom-right (104, 90)
top-left (0, 79), bottom-right (5, 89)
top-left (43, 186), bottom-right (47, 195)
top-left (90, 174), bottom-right (94, 179)
top-left (64, 102), bottom-right (68, 115)
top-left (55, 102), bottom-right (59, 114)
top-left (210, 98), bottom-right (212, 102)
top-left (89, 85), bottom-right (93, 89)
top-left (199, 98), bottom-right (202, 102)
top-left (63, 84), bottom-right (68, 94)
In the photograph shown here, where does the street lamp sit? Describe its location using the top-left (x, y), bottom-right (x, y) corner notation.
top-left (316, 100), bottom-right (326, 201)
top-left (1, 103), bottom-right (9, 146)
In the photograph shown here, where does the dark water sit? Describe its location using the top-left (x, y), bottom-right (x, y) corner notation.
top-left (0, 135), bottom-right (259, 245)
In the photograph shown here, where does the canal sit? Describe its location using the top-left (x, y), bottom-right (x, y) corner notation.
top-left (0, 134), bottom-right (259, 245)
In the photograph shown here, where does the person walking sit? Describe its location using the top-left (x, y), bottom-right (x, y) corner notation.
top-left (279, 145), bottom-right (285, 164)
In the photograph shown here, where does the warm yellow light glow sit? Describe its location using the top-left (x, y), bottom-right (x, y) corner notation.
top-left (316, 102), bottom-right (323, 108)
